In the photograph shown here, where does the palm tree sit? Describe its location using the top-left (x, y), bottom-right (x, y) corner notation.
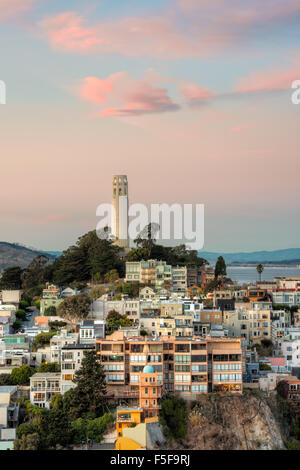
top-left (256, 264), bottom-right (264, 282)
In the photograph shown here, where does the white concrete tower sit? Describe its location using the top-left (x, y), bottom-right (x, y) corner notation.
top-left (111, 175), bottom-right (129, 249)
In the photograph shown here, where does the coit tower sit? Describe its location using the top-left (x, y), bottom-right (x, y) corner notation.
top-left (111, 175), bottom-right (129, 249)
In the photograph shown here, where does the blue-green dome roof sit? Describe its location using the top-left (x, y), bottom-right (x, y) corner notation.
top-left (143, 365), bottom-right (154, 373)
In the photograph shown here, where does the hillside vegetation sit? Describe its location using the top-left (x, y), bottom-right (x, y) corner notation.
top-left (0, 242), bottom-right (54, 271)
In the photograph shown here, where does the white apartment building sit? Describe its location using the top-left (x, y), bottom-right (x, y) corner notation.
top-left (272, 292), bottom-right (300, 307)
top-left (171, 266), bottom-right (187, 292)
top-left (79, 320), bottom-right (105, 344)
top-left (50, 329), bottom-right (79, 363)
top-left (91, 299), bottom-right (140, 322)
top-left (61, 344), bottom-right (94, 394)
top-left (30, 373), bottom-right (61, 408)
top-left (281, 339), bottom-right (300, 371)
top-left (274, 277), bottom-right (300, 290)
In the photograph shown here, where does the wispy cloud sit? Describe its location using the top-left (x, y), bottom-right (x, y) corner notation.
top-left (37, 1), bottom-right (300, 58)
top-left (76, 71), bottom-right (180, 117)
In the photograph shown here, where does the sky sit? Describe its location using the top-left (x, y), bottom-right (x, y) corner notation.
top-left (0, 0), bottom-right (300, 253)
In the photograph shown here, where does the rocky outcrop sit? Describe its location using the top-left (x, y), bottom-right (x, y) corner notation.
top-left (174, 392), bottom-right (285, 450)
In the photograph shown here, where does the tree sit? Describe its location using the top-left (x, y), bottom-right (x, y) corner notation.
top-left (286, 439), bottom-right (300, 450)
top-left (22, 255), bottom-right (49, 290)
top-left (134, 223), bottom-right (159, 258)
top-left (32, 330), bottom-right (57, 350)
top-left (51, 230), bottom-right (123, 285)
top-left (256, 264), bottom-right (264, 282)
top-left (65, 350), bottom-right (107, 420)
top-left (14, 432), bottom-right (40, 450)
top-left (38, 362), bottom-right (61, 373)
top-left (48, 320), bottom-right (67, 329)
top-left (140, 329), bottom-right (148, 336)
top-left (44, 305), bottom-right (57, 316)
top-left (159, 396), bottom-right (187, 440)
top-left (11, 365), bottom-right (35, 385)
top-left (214, 256), bottom-right (227, 278)
top-left (0, 374), bottom-right (12, 385)
top-left (104, 269), bottom-right (119, 283)
top-left (19, 300), bottom-right (29, 310)
top-left (259, 362), bottom-right (272, 371)
top-left (12, 320), bottom-right (22, 332)
top-left (88, 286), bottom-right (106, 301)
top-left (106, 310), bottom-right (133, 334)
top-left (57, 294), bottom-right (91, 323)
top-left (16, 309), bottom-right (27, 321)
top-left (0, 266), bottom-right (23, 289)
top-left (71, 413), bottom-right (113, 444)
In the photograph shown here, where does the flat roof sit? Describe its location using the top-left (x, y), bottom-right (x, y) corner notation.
top-left (62, 344), bottom-right (95, 350)
top-left (0, 385), bottom-right (17, 394)
top-left (31, 373), bottom-right (61, 378)
top-left (117, 406), bottom-right (143, 411)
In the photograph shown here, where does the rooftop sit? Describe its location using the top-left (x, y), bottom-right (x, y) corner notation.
top-left (62, 344), bottom-right (95, 350)
top-left (31, 373), bottom-right (61, 378)
top-left (0, 385), bottom-right (17, 394)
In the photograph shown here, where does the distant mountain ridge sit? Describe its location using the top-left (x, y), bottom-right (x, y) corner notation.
top-left (198, 248), bottom-right (300, 264)
top-left (0, 242), bottom-right (57, 271)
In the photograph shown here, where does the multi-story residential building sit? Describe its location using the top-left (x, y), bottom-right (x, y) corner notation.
top-left (281, 339), bottom-right (300, 371)
top-left (277, 378), bottom-right (300, 407)
top-left (78, 320), bottom-right (105, 344)
top-left (274, 277), bottom-right (300, 291)
top-left (40, 297), bottom-right (63, 315)
top-left (186, 266), bottom-right (204, 288)
top-left (0, 385), bottom-right (19, 445)
top-left (271, 310), bottom-right (291, 346)
top-left (272, 291), bottom-right (300, 307)
top-left (200, 268), bottom-right (215, 289)
top-left (125, 260), bottom-right (157, 285)
top-left (247, 288), bottom-right (268, 302)
top-left (0, 305), bottom-right (16, 323)
top-left (50, 329), bottom-right (79, 363)
top-left (0, 290), bottom-right (22, 305)
top-left (92, 298), bottom-right (140, 322)
top-left (96, 333), bottom-right (244, 398)
top-left (256, 281), bottom-right (277, 293)
top-left (155, 263), bottom-right (172, 289)
top-left (30, 373), bottom-right (61, 408)
top-left (139, 287), bottom-right (156, 300)
top-left (224, 306), bottom-right (271, 345)
top-left (60, 344), bottom-right (94, 394)
top-left (42, 283), bottom-right (60, 299)
top-left (171, 266), bottom-right (187, 293)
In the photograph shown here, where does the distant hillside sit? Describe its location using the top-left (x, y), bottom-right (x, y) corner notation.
top-left (0, 242), bottom-right (56, 271)
top-left (198, 248), bottom-right (300, 265)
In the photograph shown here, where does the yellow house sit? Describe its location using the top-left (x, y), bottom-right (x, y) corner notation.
top-left (116, 407), bottom-right (143, 439)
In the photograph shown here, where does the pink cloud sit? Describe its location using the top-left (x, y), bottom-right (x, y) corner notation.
top-left (180, 81), bottom-right (215, 103)
top-left (38, 12), bottom-right (103, 53)
top-left (236, 64), bottom-right (300, 93)
top-left (38, 11), bottom-right (204, 58)
top-left (34, 2), bottom-right (300, 59)
top-left (76, 72), bottom-right (180, 117)
top-left (0, 0), bottom-right (38, 22)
